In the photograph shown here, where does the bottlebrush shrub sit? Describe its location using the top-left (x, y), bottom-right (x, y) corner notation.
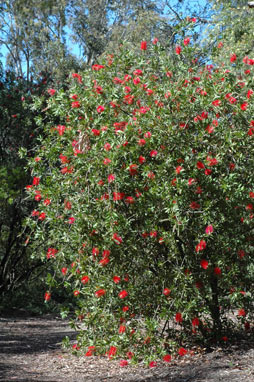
top-left (24, 35), bottom-right (254, 364)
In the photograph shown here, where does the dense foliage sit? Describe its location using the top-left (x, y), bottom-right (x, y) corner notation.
top-left (23, 20), bottom-right (254, 364)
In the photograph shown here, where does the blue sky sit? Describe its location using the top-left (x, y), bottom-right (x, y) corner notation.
top-left (0, 0), bottom-right (210, 71)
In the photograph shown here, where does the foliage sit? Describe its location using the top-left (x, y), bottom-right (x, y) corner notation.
top-left (205, 0), bottom-right (254, 64)
top-left (24, 19), bottom-right (254, 365)
top-left (0, 66), bottom-right (52, 298)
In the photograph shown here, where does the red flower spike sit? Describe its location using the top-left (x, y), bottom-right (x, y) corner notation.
top-left (195, 240), bottom-right (206, 252)
top-left (44, 292), bottom-right (51, 301)
top-left (175, 312), bottom-right (183, 323)
top-left (163, 288), bottom-right (171, 296)
top-left (140, 41), bottom-right (147, 50)
top-left (119, 290), bottom-right (128, 299)
top-left (238, 308), bottom-right (246, 317)
top-left (95, 289), bottom-right (106, 298)
top-left (119, 360), bottom-right (128, 367)
top-left (178, 347), bottom-right (187, 356)
top-left (200, 259), bottom-right (209, 269)
top-left (81, 276), bottom-right (90, 284)
top-left (163, 354), bottom-right (172, 362)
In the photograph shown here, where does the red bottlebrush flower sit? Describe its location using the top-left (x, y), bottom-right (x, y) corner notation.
top-left (35, 194), bottom-right (42, 202)
top-left (92, 129), bottom-right (100, 136)
top-left (47, 88), bottom-right (56, 96)
top-left (73, 290), bottom-right (80, 296)
top-left (108, 173), bottom-right (115, 183)
top-left (188, 178), bottom-right (196, 186)
top-left (247, 89), bottom-right (253, 98)
top-left (97, 105), bottom-right (105, 113)
top-left (119, 360), bottom-right (128, 367)
top-left (183, 37), bottom-right (190, 46)
top-left (250, 192), bottom-right (254, 198)
top-left (43, 198), bottom-right (51, 206)
top-left (68, 217), bottom-right (75, 224)
top-left (192, 317), bottom-right (199, 327)
top-left (138, 155), bottom-right (146, 164)
top-left (175, 45), bottom-right (182, 54)
top-left (81, 276), bottom-right (90, 284)
top-left (205, 225), bottom-right (213, 234)
top-left (99, 257), bottom-right (110, 266)
top-left (102, 250), bottom-right (110, 258)
top-left (138, 138), bottom-right (146, 146)
top-left (206, 124), bottom-right (215, 134)
top-left (119, 325), bottom-right (126, 334)
top-left (190, 201), bottom-right (200, 209)
top-left (103, 158), bottom-right (111, 165)
top-left (61, 267), bottom-right (67, 275)
top-left (178, 347), bottom-right (187, 356)
top-left (206, 157), bottom-right (218, 166)
top-left (122, 306), bottom-right (129, 312)
top-left (200, 259), bottom-right (209, 269)
top-left (176, 165), bottom-right (183, 174)
top-left (47, 248), bottom-right (58, 259)
top-left (104, 143), bottom-right (111, 151)
top-left (212, 99), bottom-right (221, 107)
top-left (108, 346), bottom-right (117, 358)
top-left (113, 276), bottom-right (121, 284)
top-left (150, 150), bottom-right (158, 157)
top-left (72, 73), bottom-right (82, 83)
top-left (140, 41), bottom-right (147, 50)
top-left (38, 212), bottom-right (46, 221)
top-left (113, 192), bottom-right (125, 201)
top-left (205, 169), bottom-right (212, 175)
top-left (119, 290), bottom-right (128, 299)
top-left (196, 161), bottom-right (205, 169)
top-left (95, 289), bottom-right (106, 298)
top-left (196, 240), bottom-right (206, 252)
top-left (112, 233), bottom-right (122, 245)
top-left (32, 176), bottom-right (40, 186)
top-left (44, 292), bottom-right (51, 301)
top-left (71, 101), bottom-right (80, 108)
top-left (92, 247), bottom-right (99, 257)
top-left (147, 171), bottom-right (155, 179)
top-left (32, 210), bottom-right (39, 217)
top-left (163, 354), bottom-right (172, 362)
top-left (238, 308), bottom-right (246, 317)
top-left (171, 178), bottom-right (177, 186)
top-left (241, 102), bottom-right (248, 111)
top-left (64, 200), bottom-right (72, 209)
top-left (153, 37), bottom-right (158, 44)
top-left (230, 53), bottom-right (237, 63)
top-left (129, 164), bottom-right (138, 175)
top-left (248, 128), bottom-right (254, 136)
top-left (175, 312), bottom-right (183, 323)
top-left (214, 267), bottom-right (222, 275)
top-left (56, 125), bottom-right (66, 136)
top-left (221, 336), bottom-right (228, 342)
top-left (126, 351), bottom-right (134, 359)
top-left (149, 361), bottom-right (157, 368)
top-left (92, 64), bottom-right (105, 71)
top-left (163, 288), bottom-right (171, 296)
top-left (125, 196), bottom-right (135, 204)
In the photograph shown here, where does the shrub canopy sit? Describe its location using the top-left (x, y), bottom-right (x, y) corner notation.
top-left (24, 27), bottom-right (254, 364)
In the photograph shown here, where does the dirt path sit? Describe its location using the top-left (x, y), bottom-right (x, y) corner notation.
top-left (1, 312), bottom-right (254, 382)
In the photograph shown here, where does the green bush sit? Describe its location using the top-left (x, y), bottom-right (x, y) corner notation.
top-left (24, 28), bottom-right (254, 365)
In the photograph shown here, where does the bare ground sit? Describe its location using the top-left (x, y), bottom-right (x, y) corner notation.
top-left (1, 311), bottom-right (254, 382)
